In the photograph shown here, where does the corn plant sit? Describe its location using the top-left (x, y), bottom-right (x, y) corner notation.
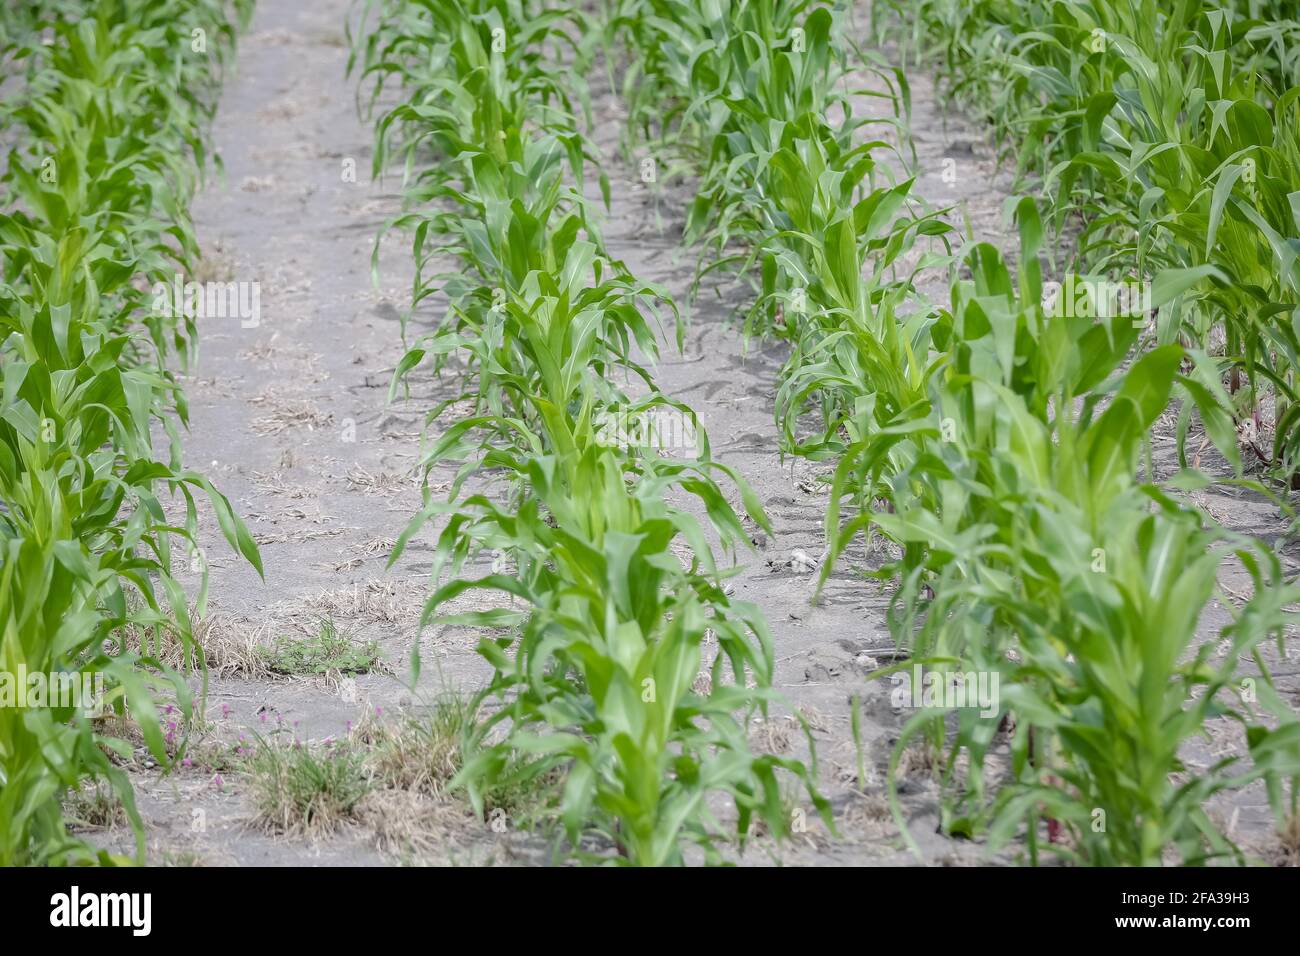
top-left (877, 0), bottom-right (1300, 484)
top-left (353, 0), bottom-right (828, 864)
top-left (0, 0), bottom-right (259, 865)
top-left (605, 0), bottom-right (956, 514)
top-left (821, 202), bottom-right (1300, 864)
top-left (396, 388), bottom-right (828, 864)
top-left (608, 0), bottom-right (929, 340)
top-left (761, 145), bottom-right (951, 459)
top-left (612, 0), bottom-right (1300, 866)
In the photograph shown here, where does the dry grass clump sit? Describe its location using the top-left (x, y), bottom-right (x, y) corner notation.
top-left (248, 736), bottom-right (369, 838)
top-left (841, 790), bottom-right (894, 841)
top-left (242, 695), bottom-right (559, 858)
top-left (749, 717), bottom-right (795, 755)
top-left (269, 578), bottom-right (421, 631)
top-left (193, 613), bottom-right (277, 678)
top-left (63, 784), bottom-right (127, 831)
top-left (345, 464), bottom-right (420, 498)
top-left (896, 740), bottom-right (943, 781)
top-left (354, 789), bottom-right (463, 860)
top-left (361, 695), bottom-right (472, 797)
top-left (1278, 813), bottom-right (1300, 866)
top-left (248, 392), bottom-right (334, 435)
top-left (120, 610), bottom-right (275, 679)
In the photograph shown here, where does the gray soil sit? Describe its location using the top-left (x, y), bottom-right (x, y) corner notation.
top-left (82, 0), bottom-right (1299, 866)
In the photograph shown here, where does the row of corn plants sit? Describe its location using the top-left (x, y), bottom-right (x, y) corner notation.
top-left (605, 0), bottom-right (949, 464)
top-left (350, 0), bottom-right (828, 865)
top-left (832, 205), bottom-right (1300, 864)
top-left (0, 0), bottom-right (261, 864)
top-left (607, 0), bottom-right (1300, 863)
top-left (876, 0), bottom-right (1300, 487)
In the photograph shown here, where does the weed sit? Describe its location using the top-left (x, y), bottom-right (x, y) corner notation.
top-left (263, 619), bottom-right (382, 677)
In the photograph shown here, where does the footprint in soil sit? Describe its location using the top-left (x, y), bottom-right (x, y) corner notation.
top-left (802, 649), bottom-right (883, 683)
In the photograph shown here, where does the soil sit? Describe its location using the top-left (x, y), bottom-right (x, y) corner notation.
top-left (82, 0), bottom-right (1299, 866)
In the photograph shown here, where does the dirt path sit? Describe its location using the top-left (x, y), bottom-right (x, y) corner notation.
top-left (89, 0), bottom-right (1295, 866)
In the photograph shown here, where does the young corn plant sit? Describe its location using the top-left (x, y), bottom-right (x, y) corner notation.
top-left (825, 203), bottom-right (1300, 865)
top-left (608, 0), bottom-right (951, 477)
top-left (761, 144), bottom-right (951, 459)
top-left (877, 0), bottom-right (1300, 485)
top-left (0, 0), bottom-right (259, 865)
top-left (619, 0), bottom-right (1300, 866)
top-left (355, 0), bottom-right (829, 864)
top-left (395, 389), bottom-right (828, 865)
top-left (609, 0), bottom-right (926, 340)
